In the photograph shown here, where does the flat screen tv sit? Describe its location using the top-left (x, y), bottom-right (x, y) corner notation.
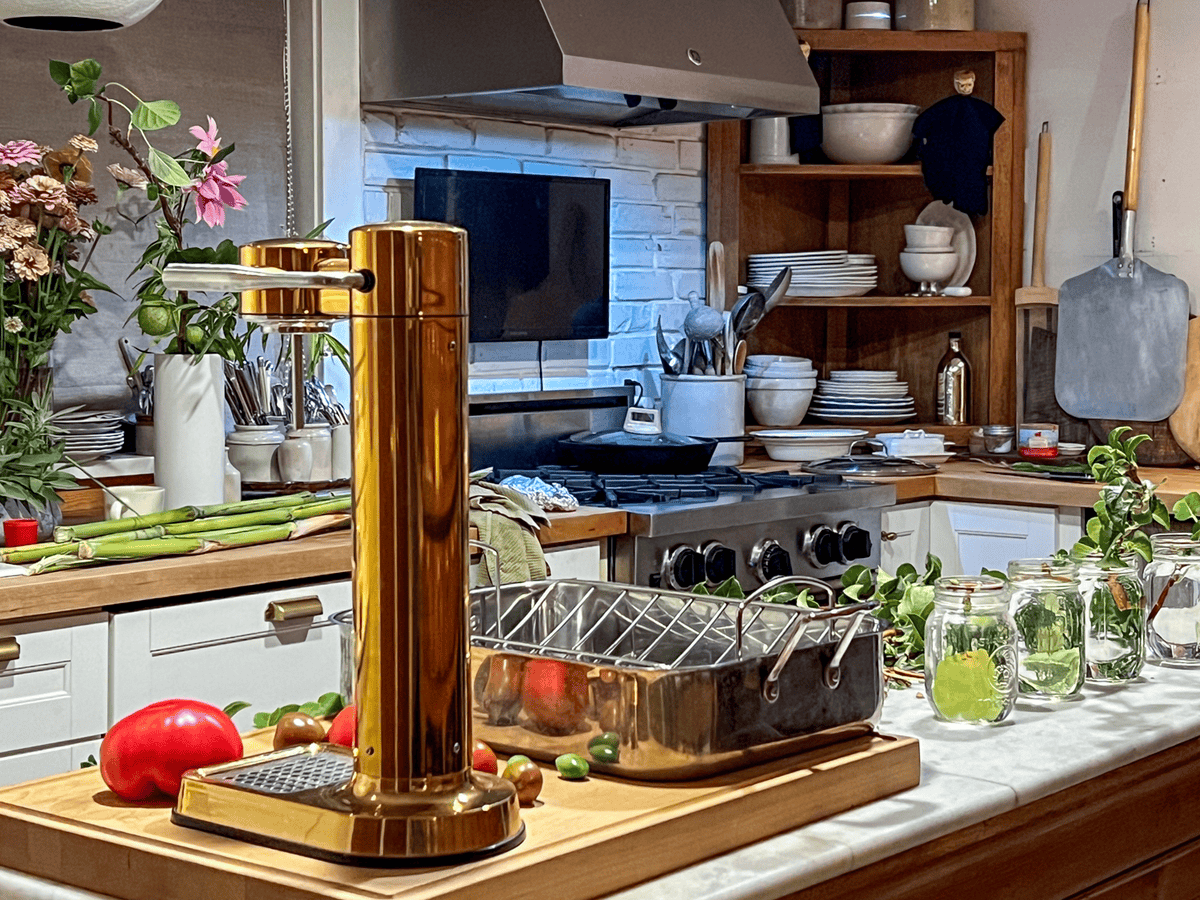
top-left (413, 168), bottom-right (610, 343)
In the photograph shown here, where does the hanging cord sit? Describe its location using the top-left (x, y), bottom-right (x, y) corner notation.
top-left (283, 0), bottom-right (297, 237)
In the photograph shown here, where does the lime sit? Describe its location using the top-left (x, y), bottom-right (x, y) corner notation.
top-left (931, 649), bottom-right (1005, 722)
top-left (136, 304), bottom-right (173, 337)
top-left (555, 753), bottom-right (590, 780)
top-left (184, 324), bottom-right (207, 350)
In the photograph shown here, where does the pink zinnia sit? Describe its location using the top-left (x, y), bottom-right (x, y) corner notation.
top-left (189, 117), bottom-right (222, 158)
top-left (187, 160), bottom-right (247, 228)
top-left (0, 140), bottom-right (41, 167)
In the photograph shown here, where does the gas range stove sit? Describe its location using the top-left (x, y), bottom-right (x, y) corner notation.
top-left (491, 465), bottom-right (896, 590)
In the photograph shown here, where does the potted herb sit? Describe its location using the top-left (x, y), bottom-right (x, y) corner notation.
top-left (0, 392), bottom-right (79, 540)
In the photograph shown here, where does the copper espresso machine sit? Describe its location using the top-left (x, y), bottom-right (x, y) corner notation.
top-left (161, 223), bottom-right (523, 863)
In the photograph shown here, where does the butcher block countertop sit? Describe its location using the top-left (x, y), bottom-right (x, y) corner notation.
top-left (0, 506), bottom-right (626, 624)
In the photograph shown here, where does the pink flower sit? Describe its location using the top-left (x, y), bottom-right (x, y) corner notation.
top-left (189, 116), bottom-right (222, 158)
top-left (0, 140), bottom-right (41, 167)
top-left (186, 160), bottom-right (247, 228)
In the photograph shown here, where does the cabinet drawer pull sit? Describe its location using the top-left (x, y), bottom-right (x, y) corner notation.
top-left (0, 636), bottom-right (19, 663)
top-left (265, 597), bottom-right (324, 622)
top-left (881, 531), bottom-right (898, 543)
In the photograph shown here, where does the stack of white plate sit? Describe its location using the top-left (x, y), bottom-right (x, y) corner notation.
top-left (744, 355), bottom-right (817, 427)
top-left (57, 409), bottom-right (127, 463)
top-left (746, 250), bottom-right (878, 298)
top-left (809, 370), bottom-right (916, 424)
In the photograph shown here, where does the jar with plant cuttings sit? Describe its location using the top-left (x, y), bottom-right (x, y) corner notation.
top-left (1076, 552), bottom-right (1147, 683)
top-left (1144, 534), bottom-right (1200, 667)
top-left (925, 576), bottom-right (1018, 725)
top-left (1007, 558), bottom-right (1085, 700)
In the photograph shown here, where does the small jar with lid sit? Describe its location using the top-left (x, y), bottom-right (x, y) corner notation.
top-left (1075, 551), bottom-right (1147, 683)
top-left (982, 425), bottom-right (1015, 455)
top-left (925, 575), bottom-right (1018, 725)
top-left (1007, 558), bottom-right (1085, 699)
top-left (777, 0), bottom-right (843, 28)
top-left (1145, 534), bottom-right (1200, 667)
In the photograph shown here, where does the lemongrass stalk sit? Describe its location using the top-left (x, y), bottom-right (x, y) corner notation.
top-left (197, 493), bottom-right (318, 518)
top-left (203, 523), bottom-right (297, 547)
top-left (1, 541), bottom-right (84, 565)
top-left (164, 508), bottom-right (297, 535)
top-left (289, 514), bottom-right (351, 539)
top-left (55, 507), bottom-right (200, 543)
top-left (174, 524), bottom-right (294, 543)
top-left (78, 537), bottom-right (204, 560)
top-left (90, 526), bottom-right (167, 544)
top-left (27, 553), bottom-right (94, 575)
top-left (291, 497), bottom-right (352, 519)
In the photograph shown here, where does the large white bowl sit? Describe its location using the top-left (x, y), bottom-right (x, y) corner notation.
top-left (899, 249), bottom-right (958, 284)
top-left (745, 354), bottom-right (813, 367)
top-left (746, 386), bottom-right (815, 427)
top-left (755, 428), bottom-right (870, 461)
top-left (822, 103), bottom-right (920, 116)
top-left (746, 376), bottom-right (817, 390)
top-left (821, 109), bottom-right (918, 165)
top-left (744, 363), bottom-right (816, 379)
top-left (904, 224), bottom-right (954, 248)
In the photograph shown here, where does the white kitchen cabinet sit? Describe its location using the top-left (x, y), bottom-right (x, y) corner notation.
top-left (0, 738), bottom-right (101, 789)
top-left (881, 503), bottom-right (932, 573)
top-left (110, 580), bottom-right (351, 731)
top-left (930, 501), bottom-right (1061, 575)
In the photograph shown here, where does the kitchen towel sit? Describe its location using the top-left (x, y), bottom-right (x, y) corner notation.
top-left (912, 94), bottom-right (1004, 216)
top-left (469, 481), bottom-right (549, 585)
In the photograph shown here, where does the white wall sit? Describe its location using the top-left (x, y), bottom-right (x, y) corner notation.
top-left (979, 0), bottom-right (1199, 309)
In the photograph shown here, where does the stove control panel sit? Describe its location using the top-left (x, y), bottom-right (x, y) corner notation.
top-left (701, 541), bottom-right (737, 585)
top-left (839, 523), bottom-right (874, 562)
top-left (662, 546), bottom-right (704, 591)
top-left (750, 540), bottom-right (794, 581)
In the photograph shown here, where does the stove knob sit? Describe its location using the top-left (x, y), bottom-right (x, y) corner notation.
top-left (751, 540), bottom-right (793, 582)
top-left (839, 524), bottom-right (874, 562)
top-left (701, 542), bottom-right (737, 585)
top-left (663, 546), bottom-right (704, 591)
top-left (810, 526), bottom-right (844, 566)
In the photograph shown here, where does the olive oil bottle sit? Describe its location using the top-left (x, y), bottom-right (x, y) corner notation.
top-left (936, 332), bottom-right (971, 425)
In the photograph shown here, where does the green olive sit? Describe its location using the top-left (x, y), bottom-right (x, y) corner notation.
top-left (589, 743), bottom-right (619, 764)
top-left (555, 753), bottom-right (590, 780)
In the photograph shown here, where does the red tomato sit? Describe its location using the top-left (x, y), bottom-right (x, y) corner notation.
top-left (326, 704), bottom-right (357, 747)
top-left (521, 659), bottom-right (589, 735)
top-left (472, 738), bottom-right (498, 774)
top-left (99, 699), bottom-right (243, 801)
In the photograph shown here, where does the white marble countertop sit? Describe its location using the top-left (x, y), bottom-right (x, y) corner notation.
top-left (606, 664), bottom-right (1200, 900)
top-left (2, 666), bottom-right (1198, 900)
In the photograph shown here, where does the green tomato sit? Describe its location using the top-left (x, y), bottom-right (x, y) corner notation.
top-left (555, 753), bottom-right (590, 780)
top-left (589, 743), bottom-right (619, 764)
top-left (184, 324), bottom-right (207, 351)
top-left (136, 304), bottom-right (173, 337)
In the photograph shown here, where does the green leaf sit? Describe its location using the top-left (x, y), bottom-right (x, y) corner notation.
top-left (304, 218), bottom-right (335, 239)
top-left (252, 712), bottom-right (270, 728)
top-left (222, 700), bottom-right (252, 718)
top-left (208, 142), bottom-right (236, 168)
top-left (145, 182), bottom-right (159, 202)
top-left (1125, 531), bottom-right (1153, 562)
top-left (148, 147), bottom-right (193, 187)
top-left (79, 754), bottom-right (98, 769)
top-left (1174, 492), bottom-right (1200, 523)
top-left (49, 59), bottom-right (71, 87)
top-left (213, 239), bottom-right (239, 265)
top-left (87, 98), bottom-right (101, 135)
top-left (91, 218), bottom-right (113, 236)
top-left (711, 575), bottom-right (744, 599)
top-left (981, 568), bottom-right (1008, 580)
top-left (67, 58), bottom-right (102, 101)
top-left (131, 99), bottom-right (181, 131)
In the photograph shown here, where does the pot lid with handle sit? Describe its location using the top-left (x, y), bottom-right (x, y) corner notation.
top-left (801, 439), bottom-right (938, 477)
top-left (564, 407), bottom-right (715, 449)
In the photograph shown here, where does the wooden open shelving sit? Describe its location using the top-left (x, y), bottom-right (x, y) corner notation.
top-left (708, 29), bottom-right (1027, 429)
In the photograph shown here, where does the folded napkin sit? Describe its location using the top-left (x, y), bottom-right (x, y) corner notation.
top-left (469, 480), bottom-right (550, 585)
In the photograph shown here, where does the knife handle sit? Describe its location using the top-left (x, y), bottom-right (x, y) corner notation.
top-left (1112, 191), bottom-right (1124, 260)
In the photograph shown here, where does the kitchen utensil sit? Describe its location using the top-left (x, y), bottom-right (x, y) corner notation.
top-left (105, 485), bottom-right (165, 521)
top-left (749, 116), bottom-right (799, 165)
top-left (763, 266), bottom-right (793, 314)
top-left (1015, 124), bottom-right (1058, 309)
top-left (1168, 319), bottom-right (1200, 462)
top-left (802, 440), bottom-right (938, 477)
top-left (683, 291), bottom-right (723, 343)
top-left (733, 340), bottom-right (748, 375)
top-left (732, 291), bottom-right (766, 339)
top-left (558, 407), bottom-right (718, 474)
top-left (778, 0), bottom-right (845, 29)
top-left (1056, 0), bottom-right (1190, 422)
top-left (656, 317), bottom-right (679, 375)
top-left (470, 577), bottom-right (883, 779)
top-left (895, 0), bottom-right (974, 31)
top-left (900, 249), bottom-right (957, 294)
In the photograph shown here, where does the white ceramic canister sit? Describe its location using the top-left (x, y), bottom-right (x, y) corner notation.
top-left (660, 374), bottom-right (746, 467)
top-left (226, 425), bottom-right (284, 483)
top-left (279, 432), bottom-right (314, 483)
top-left (895, 0), bottom-right (974, 31)
top-left (749, 116), bottom-right (799, 165)
top-left (153, 352), bottom-right (225, 508)
top-left (331, 423), bottom-right (352, 481)
top-left (291, 424), bottom-right (333, 481)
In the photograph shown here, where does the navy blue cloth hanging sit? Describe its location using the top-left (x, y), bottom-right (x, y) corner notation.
top-left (912, 95), bottom-right (1005, 216)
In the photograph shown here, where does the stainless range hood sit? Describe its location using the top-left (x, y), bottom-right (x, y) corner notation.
top-left (360, 0), bottom-right (820, 128)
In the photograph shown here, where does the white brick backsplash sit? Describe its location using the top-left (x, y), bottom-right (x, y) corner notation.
top-left (587, 340), bottom-right (612, 368)
top-left (362, 110), bottom-right (397, 144)
top-left (656, 237), bottom-right (704, 269)
top-left (679, 141), bottom-right (704, 171)
top-left (593, 168), bottom-right (655, 201)
top-left (673, 271), bottom-right (705, 300)
top-left (364, 150), bottom-right (446, 185)
top-left (396, 113), bottom-right (475, 149)
top-left (674, 206), bottom-right (704, 235)
top-left (363, 190), bottom-right (388, 223)
top-left (613, 270), bottom-right (673, 301)
top-left (655, 173), bottom-right (704, 203)
top-left (610, 335), bottom-right (656, 368)
top-left (547, 129), bottom-right (617, 162)
top-left (611, 238), bottom-right (656, 270)
top-left (652, 300), bottom-right (691, 333)
top-left (612, 203), bottom-right (672, 235)
top-left (608, 301), bottom-right (654, 334)
top-left (616, 136), bottom-right (678, 169)
top-left (445, 155), bottom-right (523, 173)
top-left (522, 161), bottom-right (595, 178)
top-left (631, 123), bottom-right (705, 140)
top-left (473, 121), bottom-right (548, 156)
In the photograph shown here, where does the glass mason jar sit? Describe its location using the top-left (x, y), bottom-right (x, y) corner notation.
top-left (1007, 559), bottom-right (1085, 699)
top-left (1145, 534), bottom-right (1200, 667)
top-left (925, 576), bottom-right (1018, 725)
top-left (1076, 553), bottom-right (1147, 683)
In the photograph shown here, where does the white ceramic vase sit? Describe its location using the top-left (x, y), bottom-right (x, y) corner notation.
top-left (153, 353), bottom-right (226, 509)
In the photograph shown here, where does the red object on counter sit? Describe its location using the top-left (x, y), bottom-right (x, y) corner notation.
top-left (3, 518), bottom-right (38, 547)
top-left (1019, 447), bottom-right (1060, 459)
top-left (326, 703), bottom-right (356, 747)
top-left (99, 699), bottom-right (244, 800)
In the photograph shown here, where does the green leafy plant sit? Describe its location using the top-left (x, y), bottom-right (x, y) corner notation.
top-left (689, 575), bottom-right (818, 608)
top-left (252, 692), bottom-right (345, 729)
top-left (840, 553), bottom-right (941, 684)
top-left (51, 57), bottom-right (254, 361)
top-left (0, 392), bottom-right (78, 509)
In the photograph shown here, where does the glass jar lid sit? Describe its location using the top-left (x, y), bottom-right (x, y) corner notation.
top-left (933, 575), bottom-right (1009, 610)
top-left (1149, 532), bottom-right (1200, 561)
top-left (1007, 557), bottom-right (1078, 583)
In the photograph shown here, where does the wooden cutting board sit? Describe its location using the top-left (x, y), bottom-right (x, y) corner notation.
top-left (1168, 318), bottom-right (1200, 463)
top-left (0, 732), bottom-right (918, 900)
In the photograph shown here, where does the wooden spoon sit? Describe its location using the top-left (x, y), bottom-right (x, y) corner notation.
top-left (733, 340), bottom-right (748, 375)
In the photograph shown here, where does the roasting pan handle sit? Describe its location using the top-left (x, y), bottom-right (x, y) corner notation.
top-left (824, 610), bottom-right (869, 690)
top-left (469, 540), bottom-right (502, 639)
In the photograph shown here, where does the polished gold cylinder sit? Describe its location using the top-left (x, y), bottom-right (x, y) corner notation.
top-left (239, 239), bottom-right (350, 325)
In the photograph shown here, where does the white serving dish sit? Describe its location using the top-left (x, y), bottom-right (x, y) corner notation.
top-left (746, 386), bottom-right (816, 427)
top-left (821, 108), bottom-right (918, 165)
top-left (900, 249), bottom-right (958, 284)
top-left (875, 429), bottom-right (947, 456)
top-left (755, 428), bottom-right (870, 461)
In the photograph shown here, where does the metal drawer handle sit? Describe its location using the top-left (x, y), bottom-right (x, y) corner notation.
top-left (265, 596), bottom-right (324, 622)
top-left (881, 531), bottom-right (898, 542)
top-left (0, 636), bottom-right (19, 663)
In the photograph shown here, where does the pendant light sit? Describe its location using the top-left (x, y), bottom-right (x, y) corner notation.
top-left (1, 0), bottom-right (163, 31)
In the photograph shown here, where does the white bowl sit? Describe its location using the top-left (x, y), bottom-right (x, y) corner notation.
top-left (904, 224), bottom-right (954, 248)
top-left (745, 354), bottom-right (813, 367)
top-left (746, 386), bottom-right (816, 427)
top-left (899, 249), bottom-right (958, 283)
top-left (746, 376), bottom-right (818, 390)
top-left (744, 363), bottom-right (816, 378)
top-left (821, 109), bottom-right (918, 165)
top-left (822, 103), bottom-right (920, 116)
top-left (755, 428), bottom-right (870, 461)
